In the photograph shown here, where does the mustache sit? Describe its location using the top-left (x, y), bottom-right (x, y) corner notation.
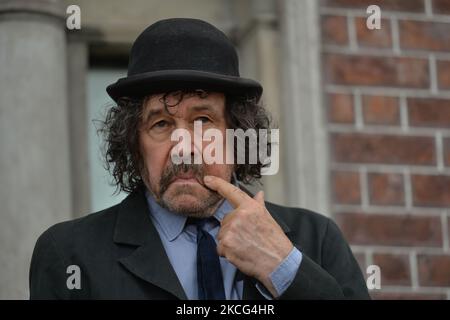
top-left (159, 163), bottom-right (207, 195)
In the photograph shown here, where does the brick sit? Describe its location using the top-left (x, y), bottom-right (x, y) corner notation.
top-left (362, 95), bottom-right (399, 125)
top-left (336, 213), bottom-right (442, 247)
top-left (400, 20), bottom-right (450, 52)
top-left (369, 173), bottom-right (405, 206)
top-left (418, 254), bottom-right (450, 286)
top-left (412, 175), bottom-right (450, 207)
top-left (320, 0), bottom-right (425, 12)
top-left (445, 138), bottom-right (450, 166)
top-left (355, 17), bottom-right (392, 48)
top-left (332, 171), bottom-right (361, 204)
top-left (322, 15), bottom-right (348, 45)
top-left (327, 93), bottom-right (354, 123)
top-left (433, 0), bottom-right (450, 15)
top-left (408, 98), bottom-right (450, 128)
top-left (331, 133), bottom-right (436, 165)
top-left (323, 54), bottom-right (429, 88)
top-left (437, 60), bottom-right (450, 90)
top-left (373, 253), bottom-right (411, 286)
top-left (371, 292), bottom-right (446, 300)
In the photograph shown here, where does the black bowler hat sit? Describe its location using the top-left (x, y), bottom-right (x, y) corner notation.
top-left (106, 18), bottom-right (263, 102)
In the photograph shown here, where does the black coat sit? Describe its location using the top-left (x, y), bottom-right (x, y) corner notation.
top-left (29, 186), bottom-right (370, 300)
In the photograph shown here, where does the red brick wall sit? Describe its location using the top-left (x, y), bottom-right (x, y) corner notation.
top-left (320, 0), bottom-right (450, 299)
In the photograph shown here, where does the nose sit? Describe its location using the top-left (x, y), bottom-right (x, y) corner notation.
top-left (170, 121), bottom-right (203, 165)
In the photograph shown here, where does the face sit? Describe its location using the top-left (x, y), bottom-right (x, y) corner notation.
top-left (138, 91), bottom-right (234, 217)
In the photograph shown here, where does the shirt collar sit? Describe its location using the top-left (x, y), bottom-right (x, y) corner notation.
top-left (213, 199), bottom-right (233, 222)
top-left (145, 189), bottom-right (234, 242)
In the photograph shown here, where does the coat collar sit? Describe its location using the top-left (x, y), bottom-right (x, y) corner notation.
top-left (113, 186), bottom-right (188, 299)
top-left (113, 185), bottom-right (292, 300)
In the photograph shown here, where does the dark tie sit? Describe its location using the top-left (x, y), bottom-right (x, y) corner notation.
top-left (194, 218), bottom-right (226, 300)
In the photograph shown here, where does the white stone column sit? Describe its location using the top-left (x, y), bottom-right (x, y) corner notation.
top-left (67, 34), bottom-right (91, 217)
top-left (233, 0), bottom-right (287, 204)
top-left (279, 0), bottom-right (330, 215)
top-left (0, 0), bottom-right (72, 298)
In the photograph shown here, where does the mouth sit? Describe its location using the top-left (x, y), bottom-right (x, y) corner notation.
top-left (170, 173), bottom-right (203, 186)
top-left (164, 170), bottom-right (217, 194)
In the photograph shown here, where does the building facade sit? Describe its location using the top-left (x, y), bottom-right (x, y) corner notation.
top-left (0, 0), bottom-right (449, 299)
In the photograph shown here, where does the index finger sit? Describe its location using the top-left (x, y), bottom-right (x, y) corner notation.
top-left (203, 175), bottom-right (251, 208)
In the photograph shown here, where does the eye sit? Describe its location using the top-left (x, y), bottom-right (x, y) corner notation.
top-left (152, 120), bottom-right (170, 129)
top-left (195, 116), bottom-right (211, 123)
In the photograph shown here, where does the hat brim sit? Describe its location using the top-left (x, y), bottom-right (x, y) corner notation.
top-left (106, 70), bottom-right (263, 102)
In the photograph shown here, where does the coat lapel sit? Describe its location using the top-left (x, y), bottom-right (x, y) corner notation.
top-left (112, 187), bottom-right (293, 300)
top-left (113, 187), bottom-right (187, 299)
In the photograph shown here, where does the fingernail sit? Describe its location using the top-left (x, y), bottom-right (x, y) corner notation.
top-left (204, 176), bottom-right (213, 183)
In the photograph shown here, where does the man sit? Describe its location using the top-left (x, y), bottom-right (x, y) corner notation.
top-left (29, 18), bottom-right (370, 300)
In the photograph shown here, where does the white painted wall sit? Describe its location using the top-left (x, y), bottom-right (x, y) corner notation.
top-left (87, 69), bottom-right (128, 212)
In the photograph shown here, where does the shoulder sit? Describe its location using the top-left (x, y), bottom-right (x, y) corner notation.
top-left (34, 202), bottom-right (121, 253)
top-left (265, 201), bottom-right (332, 233)
top-left (264, 201), bottom-right (345, 257)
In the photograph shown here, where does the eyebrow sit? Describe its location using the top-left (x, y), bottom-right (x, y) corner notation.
top-left (143, 104), bottom-right (219, 124)
top-left (144, 108), bottom-right (163, 124)
top-left (190, 104), bottom-right (219, 115)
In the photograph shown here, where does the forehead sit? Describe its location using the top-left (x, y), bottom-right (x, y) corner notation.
top-left (143, 91), bottom-right (226, 117)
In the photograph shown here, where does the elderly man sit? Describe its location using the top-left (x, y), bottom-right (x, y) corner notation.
top-left (30, 18), bottom-right (369, 300)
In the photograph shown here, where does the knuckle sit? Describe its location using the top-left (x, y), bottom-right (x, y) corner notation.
top-left (238, 208), bottom-right (249, 216)
top-left (221, 234), bottom-right (233, 248)
top-left (231, 188), bottom-right (245, 198)
top-left (254, 201), bottom-right (265, 211)
top-left (227, 219), bottom-right (238, 232)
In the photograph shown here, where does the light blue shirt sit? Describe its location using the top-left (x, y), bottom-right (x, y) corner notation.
top-left (145, 190), bottom-right (302, 299)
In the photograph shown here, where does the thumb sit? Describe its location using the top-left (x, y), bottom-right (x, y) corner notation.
top-left (253, 190), bottom-right (265, 205)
